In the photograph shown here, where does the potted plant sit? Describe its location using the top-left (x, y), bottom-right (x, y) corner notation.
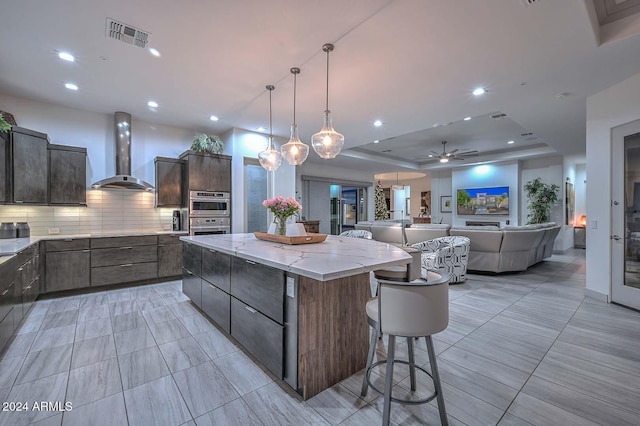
top-left (524, 177), bottom-right (560, 224)
top-left (191, 133), bottom-right (224, 155)
top-left (0, 113), bottom-right (11, 133)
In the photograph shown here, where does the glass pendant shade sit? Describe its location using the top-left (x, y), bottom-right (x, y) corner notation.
top-left (258, 84), bottom-right (282, 171)
top-left (282, 124), bottom-right (309, 165)
top-left (258, 136), bottom-right (283, 171)
top-left (311, 110), bottom-right (344, 159)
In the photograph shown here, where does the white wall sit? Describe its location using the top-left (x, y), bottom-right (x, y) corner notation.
top-left (452, 162), bottom-right (519, 227)
top-left (0, 93), bottom-right (197, 186)
top-left (429, 170), bottom-right (452, 224)
top-left (586, 71), bottom-right (640, 301)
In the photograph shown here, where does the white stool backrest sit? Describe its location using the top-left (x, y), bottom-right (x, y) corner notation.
top-left (377, 273), bottom-right (449, 337)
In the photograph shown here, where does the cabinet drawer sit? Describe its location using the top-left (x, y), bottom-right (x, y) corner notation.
top-left (231, 257), bottom-right (285, 324)
top-left (45, 250), bottom-right (90, 292)
top-left (158, 234), bottom-right (183, 245)
top-left (231, 297), bottom-right (283, 378)
top-left (46, 238), bottom-right (90, 252)
top-left (91, 235), bottom-right (158, 249)
top-left (22, 277), bottom-right (37, 315)
top-left (91, 245), bottom-right (157, 267)
top-left (202, 281), bottom-right (230, 333)
top-left (202, 248), bottom-right (230, 293)
top-left (183, 242), bottom-right (202, 277)
top-left (0, 309), bottom-right (13, 354)
top-left (91, 262), bottom-right (157, 287)
top-left (0, 282), bottom-right (14, 324)
top-left (182, 268), bottom-right (202, 307)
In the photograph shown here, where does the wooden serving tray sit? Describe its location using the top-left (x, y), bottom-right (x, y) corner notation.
top-left (253, 232), bottom-right (328, 245)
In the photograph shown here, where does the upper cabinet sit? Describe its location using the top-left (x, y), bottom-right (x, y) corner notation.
top-left (155, 157), bottom-right (183, 207)
top-left (49, 144), bottom-right (87, 205)
top-left (180, 151), bottom-right (231, 193)
top-left (6, 127), bottom-right (49, 204)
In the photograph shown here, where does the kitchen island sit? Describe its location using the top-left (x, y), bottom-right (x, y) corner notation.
top-left (180, 233), bottom-right (411, 399)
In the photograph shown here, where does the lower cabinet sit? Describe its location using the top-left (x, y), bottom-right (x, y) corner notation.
top-left (182, 268), bottom-right (202, 307)
top-left (90, 236), bottom-right (158, 286)
top-left (201, 280), bottom-right (230, 333)
top-left (46, 250), bottom-right (91, 292)
top-left (0, 309), bottom-right (13, 354)
top-left (158, 235), bottom-right (183, 278)
top-left (92, 263), bottom-right (157, 287)
top-left (231, 297), bottom-right (284, 377)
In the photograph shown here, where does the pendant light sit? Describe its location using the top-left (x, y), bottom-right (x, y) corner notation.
top-left (311, 43), bottom-right (344, 159)
top-left (281, 67), bottom-right (309, 165)
top-left (258, 85), bottom-right (283, 171)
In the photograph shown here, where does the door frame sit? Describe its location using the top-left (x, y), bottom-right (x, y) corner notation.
top-left (611, 118), bottom-right (640, 309)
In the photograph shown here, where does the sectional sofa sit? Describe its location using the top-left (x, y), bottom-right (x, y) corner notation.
top-left (354, 221), bottom-right (560, 273)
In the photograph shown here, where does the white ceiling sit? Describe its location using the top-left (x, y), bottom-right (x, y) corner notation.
top-left (1, 0), bottom-right (640, 174)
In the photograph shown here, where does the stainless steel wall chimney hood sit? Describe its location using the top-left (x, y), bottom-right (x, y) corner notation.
top-left (91, 112), bottom-right (154, 191)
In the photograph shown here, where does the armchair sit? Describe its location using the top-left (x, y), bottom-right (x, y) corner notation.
top-left (411, 236), bottom-right (470, 283)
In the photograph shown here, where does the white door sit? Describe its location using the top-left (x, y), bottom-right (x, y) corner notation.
top-left (611, 119), bottom-right (640, 310)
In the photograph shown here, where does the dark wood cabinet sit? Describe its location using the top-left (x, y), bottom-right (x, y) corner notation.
top-left (158, 234), bottom-right (182, 278)
top-left (230, 257), bottom-right (285, 324)
top-left (202, 281), bottom-right (230, 333)
top-left (8, 127), bottom-right (49, 204)
top-left (0, 131), bottom-right (7, 203)
top-left (155, 157), bottom-right (183, 207)
top-left (90, 236), bottom-right (158, 286)
top-left (182, 268), bottom-right (202, 307)
top-left (182, 241), bottom-right (202, 276)
top-left (180, 151), bottom-right (231, 193)
top-left (49, 144), bottom-right (87, 205)
top-left (202, 248), bottom-right (230, 293)
top-left (45, 238), bottom-right (90, 293)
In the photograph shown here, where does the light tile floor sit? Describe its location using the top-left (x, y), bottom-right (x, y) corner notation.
top-left (1, 249), bottom-right (639, 425)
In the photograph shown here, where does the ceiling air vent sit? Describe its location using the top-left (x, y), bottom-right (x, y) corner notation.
top-left (106, 18), bottom-right (150, 48)
top-left (520, 0), bottom-right (540, 6)
top-left (490, 113), bottom-right (508, 120)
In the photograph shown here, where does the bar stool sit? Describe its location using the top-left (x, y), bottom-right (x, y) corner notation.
top-left (373, 246), bottom-right (421, 284)
top-left (361, 272), bottom-right (450, 426)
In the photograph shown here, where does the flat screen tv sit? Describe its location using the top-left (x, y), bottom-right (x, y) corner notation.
top-left (457, 186), bottom-right (509, 215)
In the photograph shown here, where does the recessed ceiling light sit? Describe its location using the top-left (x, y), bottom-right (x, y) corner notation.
top-left (464, 117), bottom-right (471, 121)
top-left (148, 48), bottom-right (161, 57)
top-left (147, 101), bottom-right (158, 108)
top-left (64, 83), bottom-right (78, 91)
top-left (507, 140), bottom-right (515, 144)
top-left (256, 127), bottom-right (265, 132)
top-left (373, 140), bottom-right (379, 144)
top-left (58, 52), bottom-right (75, 62)
top-left (373, 120), bottom-right (383, 127)
top-left (472, 87), bottom-right (487, 96)
top-left (209, 115), bottom-right (219, 122)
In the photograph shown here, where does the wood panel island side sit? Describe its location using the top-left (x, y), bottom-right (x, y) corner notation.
top-left (180, 233), bottom-right (411, 399)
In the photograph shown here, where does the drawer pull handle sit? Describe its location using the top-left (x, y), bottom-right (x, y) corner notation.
top-left (245, 260), bottom-right (256, 265)
top-left (245, 306), bottom-right (257, 314)
top-left (24, 286), bottom-right (32, 290)
top-left (209, 249), bottom-right (216, 253)
top-left (186, 270), bottom-right (194, 275)
top-left (18, 267), bottom-right (24, 271)
top-left (208, 283), bottom-right (216, 290)
top-left (0, 290), bottom-right (8, 296)
top-left (65, 238), bottom-right (73, 242)
top-left (158, 244), bottom-right (165, 247)
top-left (120, 246), bottom-right (133, 250)
top-left (121, 264), bottom-right (133, 268)
top-left (82, 249), bottom-right (90, 253)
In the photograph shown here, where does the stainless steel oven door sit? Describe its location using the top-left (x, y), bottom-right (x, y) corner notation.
top-left (189, 191), bottom-right (230, 217)
top-left (189, 217), bottom-right (230, 236)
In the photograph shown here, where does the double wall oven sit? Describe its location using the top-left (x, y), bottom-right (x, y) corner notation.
top-left (188, 191), bottom-right (231, 235)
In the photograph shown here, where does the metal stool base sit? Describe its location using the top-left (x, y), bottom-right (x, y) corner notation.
top-left (365, 359), bottom-right (438, 405)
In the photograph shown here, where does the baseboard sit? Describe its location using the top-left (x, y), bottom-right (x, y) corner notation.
top-left (585, 288), bottom-right (609, 303)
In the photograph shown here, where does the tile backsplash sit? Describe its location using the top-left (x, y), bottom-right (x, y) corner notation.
top-left (0, 189), bottom-right (176, 235)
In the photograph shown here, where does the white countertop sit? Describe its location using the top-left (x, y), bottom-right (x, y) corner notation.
top-left (181, 233), bottom-right (412, 281)
top-left (0, 230), bottom-right (188, 256)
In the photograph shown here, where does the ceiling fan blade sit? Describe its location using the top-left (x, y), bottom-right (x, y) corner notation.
top-left (430, 150), bottom-right (440, 155)
top-left (459, 152), bottom-right (479, 157)
top-left (449, 148), bottom-right (459, 154)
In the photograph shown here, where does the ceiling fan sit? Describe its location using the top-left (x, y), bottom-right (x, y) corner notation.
top-left (420, 141), bottom-right (479, 163)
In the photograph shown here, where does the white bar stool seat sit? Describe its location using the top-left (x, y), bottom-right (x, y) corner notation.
top-left (361, 271), bottom-right (450, 426)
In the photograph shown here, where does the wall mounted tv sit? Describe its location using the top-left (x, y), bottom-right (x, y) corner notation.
top-left (457, 186), bottom-right (509, 215)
